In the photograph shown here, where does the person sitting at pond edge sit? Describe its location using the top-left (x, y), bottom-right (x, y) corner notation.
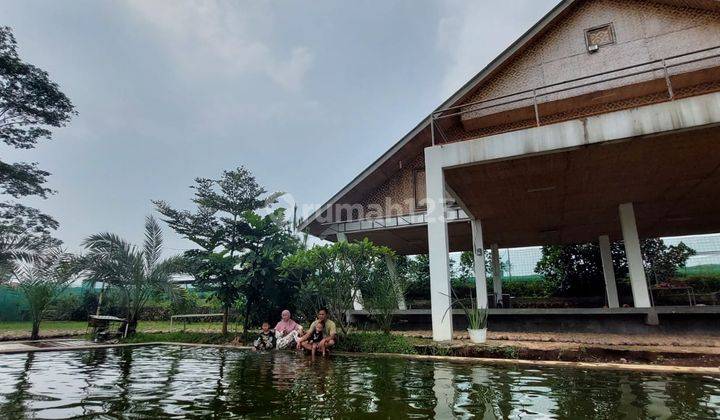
top-left (298, 321), bottom-right (325, 356)
top-left (297, 308), bottom-right (337, 354)
top-left (253, 322), bottom-right (276, 351)
top-left (274, 309), bottom-right (303, 350)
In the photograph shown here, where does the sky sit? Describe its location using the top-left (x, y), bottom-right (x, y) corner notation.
top-left (2, 0), bottom-right (557, 255)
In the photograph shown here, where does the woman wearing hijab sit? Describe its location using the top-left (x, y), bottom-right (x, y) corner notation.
top-left (274, 309), bottom-right (303, 349)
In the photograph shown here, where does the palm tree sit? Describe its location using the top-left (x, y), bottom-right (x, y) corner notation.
top-left (80, 216), bottom-right (184, 334)
top-left (0, 235), bottom-right (46, 283)
top-left (14, 248), bottom-right (75, 339)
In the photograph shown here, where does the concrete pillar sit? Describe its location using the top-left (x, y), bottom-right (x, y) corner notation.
top-left (338, 232), bottom-right (365, 311)
top-left (433, 365), bottom-right (455, 418)
top-left (491, 244), bottom-right (503, 306)
top-left (425, 150), bottom-right (453, 341)
top-left (599, 235), bottom-right (620, 308)
top-left (619, 203), bottom-right (651, 308)
top-left (470, 219), bottom-right (488, 309)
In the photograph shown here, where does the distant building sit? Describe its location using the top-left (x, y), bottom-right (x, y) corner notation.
top-left (300, 0), bottom-right (720, 341)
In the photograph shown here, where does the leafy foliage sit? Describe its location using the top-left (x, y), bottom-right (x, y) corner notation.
top-left (122, 331), bottom-right (232, 345)
top-left (535, 238), bottom-right (696, 297)
top-left (282, 239), bottom-right (396, 334)
top-left (335, 331), bottom-right (417, 354)
top-left (404, 254), bottom-right (430, 300)
top-left (154, 167), bottom-right (298, 335)
top-left (79, 216), bottom-right (184, 333)
top-left (361, 254), bottom-right (407, 334)
top-left (228, 209), bottom-right (299, 330)
top-left (14, 248), bottom-right (75, 339)
top-left (450, 289), bottom-right (487, 330)
top-left (0, 202), bottom-right (61, 277)
top-left (0, 27), bottom-right (76, 273)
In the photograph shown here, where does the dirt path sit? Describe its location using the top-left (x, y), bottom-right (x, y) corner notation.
top-left (398, 330), bottom-right (720, 348)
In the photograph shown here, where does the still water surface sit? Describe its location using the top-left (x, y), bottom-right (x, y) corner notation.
top-left (0, 345), bottom-right (719, 419)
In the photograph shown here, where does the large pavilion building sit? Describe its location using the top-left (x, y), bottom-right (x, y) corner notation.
top-left (300, 0), bottom-right (720, 341)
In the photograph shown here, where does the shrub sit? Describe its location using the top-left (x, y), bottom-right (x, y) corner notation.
top-left (122, 332), bottom-right (231, 344)
top-left (361, 256), bottom-right (407, 334)
top-left (335, 331), bottom-right (417, 354)
top-left (675, 276), bottom-right (720, 293)
top-left (282, 239), bottom-right (395, 334)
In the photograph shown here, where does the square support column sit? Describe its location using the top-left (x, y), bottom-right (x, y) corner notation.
top-left (470, 219), bottom-right (488, 309)
top-left (619, 203), bottom-right (652, 308)
top-left (491, 244), bottom-right (503, 306)
top-left (599, 235), bottom-right (620, 308)
top-left (425, 148), bottom-right (453, 342)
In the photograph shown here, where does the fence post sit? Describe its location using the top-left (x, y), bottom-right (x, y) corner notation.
top-left (532, 89), bottom-right (541, 127)
top-left (662, 58), bottom-right (674, 100)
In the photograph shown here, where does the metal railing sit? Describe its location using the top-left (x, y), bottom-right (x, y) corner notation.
top-left (431, 45), bottom-right (720, 145)
top-left (320, 206), bottom-right (468, 236)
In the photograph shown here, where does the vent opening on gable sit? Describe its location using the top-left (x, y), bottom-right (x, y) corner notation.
top-left (585, 23), bottom-right (615, 53)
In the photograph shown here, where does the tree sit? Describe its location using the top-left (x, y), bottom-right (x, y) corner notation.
top-left (234, 210), bottom-right (299, 335)
top-left (282, 239), bottom-right (395, 334)
top-left (403, 254), bottom-right (430, 300)
top-left (361, 253), bottom-right (406, 334)
top-left (0, 27), bottom-right (76, 272)
top-left (0, 204), bottom-right (61, 278)
top-left (154, 167), bottom-right (294, 335)
top-left (535, 238), bottom-right (696, 297)
top-left (641, 239), bottom-right (695, 284)
top-left (14, 248), bottom-right (75, 339)
top-left (80, 216), bottom-right (183, 334)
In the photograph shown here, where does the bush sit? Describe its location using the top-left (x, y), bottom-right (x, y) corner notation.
top-left (675, 276), bottom-right (720, 293)
top-left (450, 278), bottom-right (548, 299)
top-left (122, 332), bottom-right (232, 344)
top-left (282, 239), bottom-right (395, 334)
top-left (335, 332), bottom-right (417, 354)
top-left (361, 258), bottom-right (407, 333)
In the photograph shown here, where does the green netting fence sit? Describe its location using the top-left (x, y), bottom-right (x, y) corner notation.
top-left (492, 233), bottom-right (720, 281)
top-left (0, 286), bottom-right (89, 322)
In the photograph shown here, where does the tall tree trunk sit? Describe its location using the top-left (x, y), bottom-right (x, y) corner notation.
top-left (127, 316), bottom-right (138, 336)
top-left (222, 304), bottom-right (229, 335)
top-left (242, 300), bottom-right (252, 342)
top-left (95, 283), bottom-right (105, 316)
top-left (30, 319), bottom-right (41, 340)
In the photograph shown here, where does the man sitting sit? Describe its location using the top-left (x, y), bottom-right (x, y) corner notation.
top-left (297, 308), bottom-right (337, 354)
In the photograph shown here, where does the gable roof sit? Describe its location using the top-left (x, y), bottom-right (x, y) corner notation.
top-left (299, 0), bottom-right (720, 234)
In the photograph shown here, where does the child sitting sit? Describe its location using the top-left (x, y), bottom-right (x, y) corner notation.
top-left (299, 321), bottom-right (325, 356)
top-left (253, 322), bottom-right (276, 351)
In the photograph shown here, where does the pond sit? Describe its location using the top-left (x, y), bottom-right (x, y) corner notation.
top-left (0, 345), bottom-right (719, 419)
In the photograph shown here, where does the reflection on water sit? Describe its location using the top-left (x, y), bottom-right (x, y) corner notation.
top-left (0, 346), bottom-right (719, 419)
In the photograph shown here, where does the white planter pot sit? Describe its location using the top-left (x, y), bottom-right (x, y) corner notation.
top-left (467, 328), bottom-right (487, 344)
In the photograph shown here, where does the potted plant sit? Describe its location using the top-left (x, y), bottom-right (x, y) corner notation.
top-left (458, 296), bottom-right (488, 343)
top-left (442, 290), bottom-right (489, 344)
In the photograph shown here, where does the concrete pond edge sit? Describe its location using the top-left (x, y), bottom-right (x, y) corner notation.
top-left (0, 339), bottom-right (718, 376)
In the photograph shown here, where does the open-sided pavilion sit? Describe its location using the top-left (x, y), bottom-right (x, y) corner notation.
top-left (300, 0), bottom-right (720, 340)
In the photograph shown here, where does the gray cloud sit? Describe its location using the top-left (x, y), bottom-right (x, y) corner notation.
top-left (2, 0), bottom-right (558, 255)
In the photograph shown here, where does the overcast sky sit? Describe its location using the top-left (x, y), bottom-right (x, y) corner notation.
top-left (3, 0), bottom-right (557, 255)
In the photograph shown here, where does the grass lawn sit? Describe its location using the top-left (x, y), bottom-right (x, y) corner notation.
top-left (0, 320), bottom-right (245, 338)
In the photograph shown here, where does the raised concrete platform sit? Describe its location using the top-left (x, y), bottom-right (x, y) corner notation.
top-left (350, 306), bottom-right (720, 336)
top-left (351, 305), bottom-right (720, 316)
